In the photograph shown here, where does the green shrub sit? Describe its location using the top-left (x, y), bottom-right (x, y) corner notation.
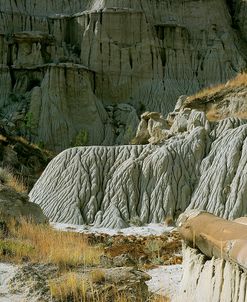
top-left (72, 130), bottom-right (89, 147)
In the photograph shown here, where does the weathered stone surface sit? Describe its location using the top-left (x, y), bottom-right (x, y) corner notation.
top-left (176, 212), bottom-right (247, 302)
top-left (0, 0), bottom-right (246, 150)
top-left (132, 111), bottom-right (171, 145)
top-left (0, 185), bottom-right (47, 224)
top-left (30, 125), bottom-right (209, 227)
top-left (176, 245), bottom-right (247, 302)
top-left (30, 106), bottom-right (247, 227)
top-left (189, 123), bottom-right (247, 219)
top-left (177, 211), bottom-right (247, 270)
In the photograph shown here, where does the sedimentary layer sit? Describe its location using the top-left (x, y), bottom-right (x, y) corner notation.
top-left (176, 211), bottom-right (247, 302)
top-left (30, 108), bottom-right (247, 227)
top-left (0, 0), bottom-right (246, 150)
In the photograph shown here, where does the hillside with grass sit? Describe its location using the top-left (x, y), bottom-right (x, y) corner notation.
top-left (183, 72), bottom-right (247, 121)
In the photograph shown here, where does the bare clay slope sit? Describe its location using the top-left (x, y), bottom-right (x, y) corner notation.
top-left (0, 0), bottom-right (246, 150)
top-left (30, 106), bottom-right (247, 227)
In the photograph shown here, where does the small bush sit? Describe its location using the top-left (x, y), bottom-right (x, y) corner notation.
top-left (72, 129), bottom-right (89, 147)
top-left (90, 269), bottom-right (106, 283)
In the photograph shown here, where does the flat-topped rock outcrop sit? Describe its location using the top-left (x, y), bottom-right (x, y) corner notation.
top-left (176, 210), bottom-right (247, 302)
top-left (0, 0), bottom-right (246, 150)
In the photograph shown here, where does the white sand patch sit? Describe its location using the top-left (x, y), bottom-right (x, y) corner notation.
top-left (146, 265), bottom-right (183, 300)
top-left (51, 222), bottom-right (176, 236)
top-left (0, 263), bottom-right (24, 302)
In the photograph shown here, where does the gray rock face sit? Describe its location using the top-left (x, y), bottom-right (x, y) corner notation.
top-left (30, 108), bottom-right (247, 227)
top-left (0, 0), bottom-right (246, 150)
top-left (30, 127), bottom-right (208, 227)
top-left (0, 185), bottom-right (47, 224)
top-left (176, 246), bottom-right (247, 302)
top-left (189, 123), bottom-right (247, 219)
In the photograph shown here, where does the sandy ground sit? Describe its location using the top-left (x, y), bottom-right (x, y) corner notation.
top-left (146, 265), bottom-right (183, 300)
top-left (0, 263), bottom-right (24, 302)
top-left (52, 222), bottom-right (176, 236)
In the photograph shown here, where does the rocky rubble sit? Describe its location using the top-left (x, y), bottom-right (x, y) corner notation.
top-left (8, 263), bottom-right (151, 302)
top-left (0, 0), bottom-right (246, 150)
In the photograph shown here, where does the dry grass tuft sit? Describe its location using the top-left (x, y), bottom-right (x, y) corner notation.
top-left (49, 272), bottom-right (88, 301)
top-left (188, 72), bottom-right (247, 102)
top-left (5, 219), bottom-right (103, 267)
top-left (205, 104), bottom-right (247, 122)
top-left (90, 269), bottom-right (106, 283)
top-left (0, 167), bottom-right (28, 193)
top-left (0, 238), bottom-right (34, 262)
top-left (227, 72), bottom-right (247, 87)
top-left (49, 272), bottom-right (148, 302)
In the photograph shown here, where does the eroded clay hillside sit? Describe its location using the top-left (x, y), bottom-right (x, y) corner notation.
top-left (29, 73), bottom-right (247, 228)
top-left (0, 0), bottom-right (246, 150)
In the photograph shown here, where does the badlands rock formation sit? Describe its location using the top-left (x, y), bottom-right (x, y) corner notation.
top-left (177, 210), bottom-right (247, 302)
top-left (0, 185), bottom-right (47, 224)
top-left (30, 102), bottom-right (247, 227)
top-left (0, 0), bottom-right (247, 150)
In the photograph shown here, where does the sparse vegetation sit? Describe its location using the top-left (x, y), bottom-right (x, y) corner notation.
top-left (145, 239), bottom-right (163, 265)
top-left (90, 269), bottom-right (106, 283)
top-left (151, 295), bottom-right (170, 302)
top-left (0, 218), bottom-right (180, 302)
top-left (22, 111), bottom-right (37, 140)
top-left (49, 272), bottom-right (88, 302)
top-left (187, 72), bottom-right (247, 103)
top-left (0, 167), bottom-right (28, 193)
top-left (3, 219), bottom-right (103, 268)
top-left (49, 271), bottom-right (150, 302)
top-left (72, 129), bottom-right (89, 147)
top-left (0, 238), bottom-right (34, 262)
top-left (183, 72), bottom-right (247, 121)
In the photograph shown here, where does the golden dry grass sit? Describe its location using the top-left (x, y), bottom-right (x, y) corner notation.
top-left (188, 72), bottom-right (247, 102)
top-left (0, 167), bottom-right (28, 193)
top-left (0, 219), bottom-right (175, 302)
top-left (90, 269), bottom-right (106, 283)
top-left (4, 219), bottom-right (103, 267)
top-left (49, 271), bottom-right (157, 302)
top-left (0, 238), bottom-right (34, 262)
top-left (205, 104), bottom-right (247, 122)
top-left (49, 272), bottom-right (88, 301)
top-left (0, 134), bottom-right (7, 142)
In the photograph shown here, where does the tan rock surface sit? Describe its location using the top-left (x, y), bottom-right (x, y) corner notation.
top-left (178, 210), bottom-right (247, 270)
top-left (177, 211), bottom-right (247, 301)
